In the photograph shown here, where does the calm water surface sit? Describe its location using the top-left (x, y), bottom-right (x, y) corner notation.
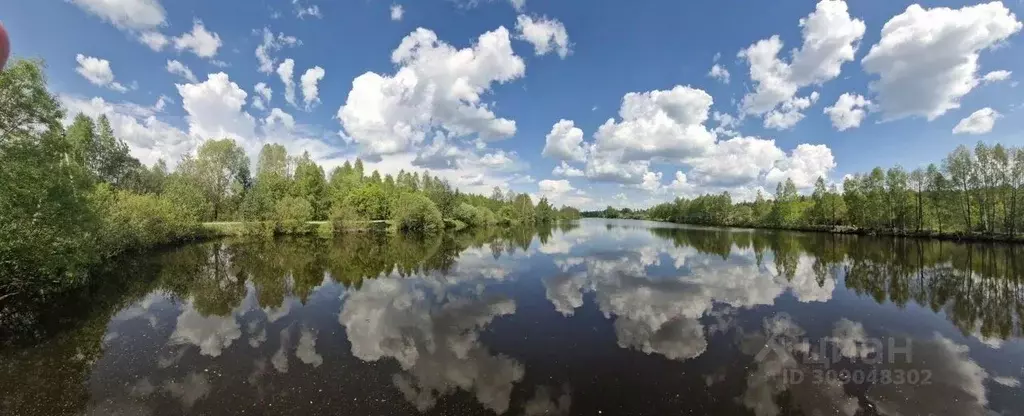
top-left (3, 219), bottom-right (1024, 415)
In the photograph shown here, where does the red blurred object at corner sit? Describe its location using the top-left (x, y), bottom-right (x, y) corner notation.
top-left (0, 21), bottom-right (10, 71)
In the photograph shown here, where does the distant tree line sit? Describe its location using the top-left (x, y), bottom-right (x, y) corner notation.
top-left (0, 59), bottom-right (579, 312)
top-left (175, 139), bottom-right (580, 235)
top-left (591, 142), bottom-right (1024, 239)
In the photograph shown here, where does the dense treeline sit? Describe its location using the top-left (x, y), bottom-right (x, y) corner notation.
top-left (194, 139), bottom-right (580, 235)
top-left (596, 143), bottom-right (1024, 240)
top-left (0, 60), bottom-right (579, 313)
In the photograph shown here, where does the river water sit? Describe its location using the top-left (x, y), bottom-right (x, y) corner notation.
top-left (2, 219), bottom-right (1023, 415)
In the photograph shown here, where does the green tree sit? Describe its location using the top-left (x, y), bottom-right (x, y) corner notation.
top-left (65, 114), bottom-right (97, 169)
top-left (329, 161), bottom-right (360, 201)
top-left (770, 179), bottom-right (799, 226)
top-left (345, 183), bottom-right (390, 220)
top-left (603, 206), bottom-right (620, 219)
top-left (1010, 148), bottom-right (1024, 235)
top-left (0, 60), bottom-right (64, 139)
top-left (275, 196), bottom-right (313, 233)
top-left (1, 60), bottom-right (98, 301)
top-left (136, 159), bottom-right (168, 194)
top-left (292, 152), bottom-right (328, 219)
top-left (974, 142), bottom-right (1002, 232)
top-left (393, 193), bottom-right (443, 233)
top-left (423, 176), bottom-right (457, 219)
top-left (926, 164), bottom-right (948, 233)
top-left (843, 175), bottom-right (865, 227)
top-left (944, 145), bottom-right (975, 231)
top-left (825, 184), bottom-right (846, 226)
top-left (163, 172), bottom-right (211, 222)
top-left (753, 190), bottom-right (771, 224)
top-left (93, 115), bottom-right (140, 188)
top-left (811, 177), bottom-right (829, 225)
top-left (186, 139), bottom-right (249, 220)
top-left (885, 166), bottom-right (909, 229)
top-left (863, 168), bottom-right (886, 229)
top-left (511, 193), bottom-right (536, 223)
top-left (257, 144), bottom-right (289, 177)
top-left (535, 197), bottom-right (555, 222)
top-left (454, 202), bottom-right (481, 226)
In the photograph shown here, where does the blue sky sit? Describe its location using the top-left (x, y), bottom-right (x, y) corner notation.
top-left (2, 0), bottom-right (1023, 209)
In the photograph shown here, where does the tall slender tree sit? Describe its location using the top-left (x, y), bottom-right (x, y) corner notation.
top-left (944, 145), bottom-right (974, 231)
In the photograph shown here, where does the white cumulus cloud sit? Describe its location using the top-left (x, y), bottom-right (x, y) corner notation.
top-left (69, 0), bottom-right (171, 51)
top-left (953, 108), bottom-right (1000, 135)
top-left (763, 92), bottom-right (819, 130)
top-left (294, 0), bottom-right (322, 19)
top-left (337, 27), bottom-right (525, 155)
top-left (688, 136), bottom-right (787, 187)
top-left (593, 85), bottom-right (717, 162)
top-left (252, 82), bottom-right (272, 111)
top-left (277, 59), bottom-right (297, 107)
top-left (552, 161), bottom-right (585, 178)
top-left (69, 0), bottom-right (165, 30)
top-left (543, 119), bottom-right (587, 163)
top-left (539, 179), bottom-right (575, 195)
top-left (139, 31), bottom-right (169, 51)
top-left (765, 143), bottom-right (836, 189)
top-left (264, 108), bottom-right (296, 130)
top-left (515, 15), bottom-right (571, 59)
top-left (172, 21), bottom-right (223, 58)
top-left (861, 2), bottom-right (1022, 120)
top-left (708, 64), bottom-right (730, 84)
top-left (255, 28), bottom-right (301, 74)
top-left (390, 4), bottom-right (404, 21)
top-left (982, 70), bottom-right (1012, 84)
top-left (300, 66), bottom-right (326, 109)
top-left (176, 73), bottom-right (257, 143)
top-left (739, 0), bottom-right (865, 128)
top-left (824, 93), bottom-right (872, 131)
top-left (166, 60), bottom-right (198, 83)
top-left (75, 54), bottom-right (128, 92)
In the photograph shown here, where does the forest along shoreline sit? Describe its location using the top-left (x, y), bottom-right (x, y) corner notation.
top-left (640, 221), bottom-right (1024, 244)
top-left (587, 142), bottom-right (1024, 244)
top-left (0, 59), bottom-right (580, 343)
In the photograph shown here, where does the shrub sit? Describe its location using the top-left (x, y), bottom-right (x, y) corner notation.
top-left (475, 206), bottom-right (498, 226)
top-left (93, 184), bottom-right (203, 251)
top-left (328, 199), bottom-right (364, 232)
top-left (453, 202), bottom-right (480, 226)
top-left (453, 202), bottom-right (498, 228)
top-left (162, 175), bottom-right (210, 223)
top-left (345, 184), bottom-right (389, 220)
top-left (392, 193), bottom-right (444, 234)
top-left (498, 205), bottom-right (515, 224)
top-left (446, 218), bottom-right (468, 230)
top-left (241, 221), bottom-right (275, 238)
top-left (316, 221), bottom-right (334, 238)
top-left (275, 196), bottom-right (313, 234)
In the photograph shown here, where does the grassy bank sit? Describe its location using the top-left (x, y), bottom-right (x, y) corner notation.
top-left (201, 220), bottom-right (390, 237)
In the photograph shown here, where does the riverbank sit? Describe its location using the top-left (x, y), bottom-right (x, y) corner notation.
top-left (201, 220), bottom-right (391, 237)
top-left (1, 219), bottom-right (391, 338)
top-left (641, 218), bottom-right (1024, 243)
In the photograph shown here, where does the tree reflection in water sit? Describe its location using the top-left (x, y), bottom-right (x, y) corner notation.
top-left (2, 220), bottom-right (1023, 415)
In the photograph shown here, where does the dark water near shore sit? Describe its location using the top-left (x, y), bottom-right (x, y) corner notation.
top-left (3, 219), bottom-right (1024, 415)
